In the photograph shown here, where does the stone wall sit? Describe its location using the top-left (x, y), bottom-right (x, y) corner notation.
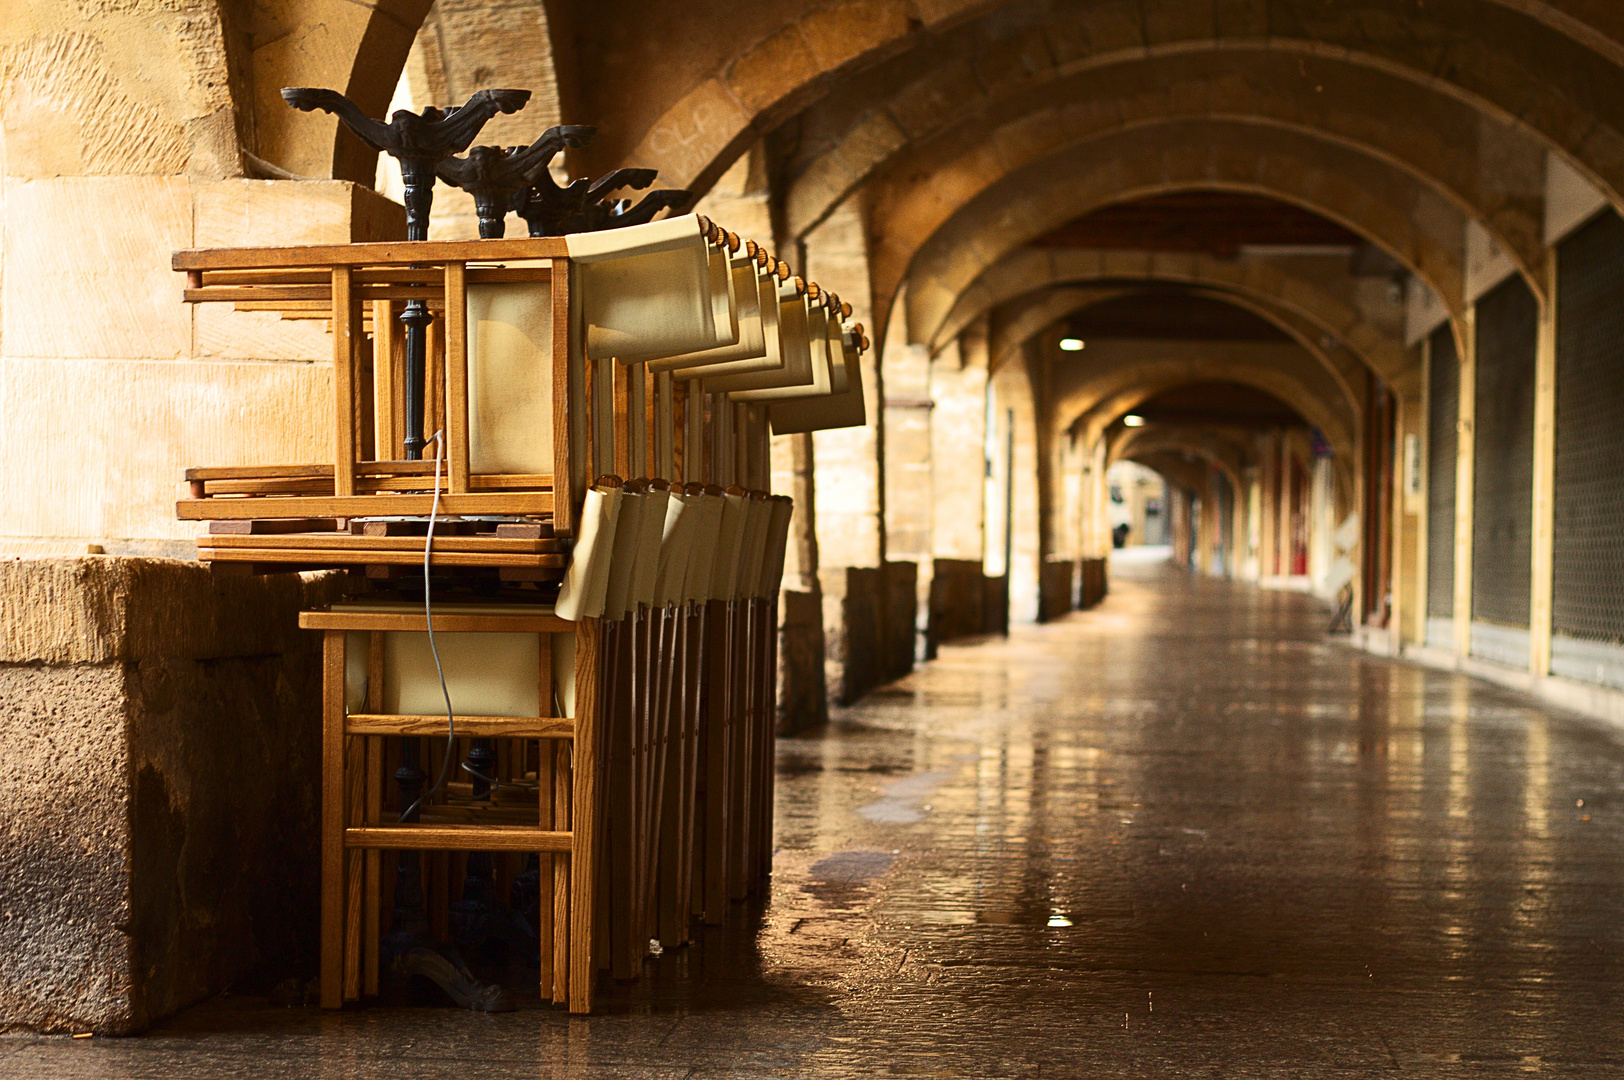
top-left (0, 558), bottom-right (346, 1034)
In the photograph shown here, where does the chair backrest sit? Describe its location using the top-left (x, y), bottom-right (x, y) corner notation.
top-left (648, 253), bottom-right (775, 375)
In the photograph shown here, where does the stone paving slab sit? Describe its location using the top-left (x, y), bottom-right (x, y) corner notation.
top-left (6, 563), bottom-right (1624, 1076)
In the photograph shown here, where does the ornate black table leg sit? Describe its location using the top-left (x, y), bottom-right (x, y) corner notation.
top-left (380, 738), bottom-right (514, 1012)
top-left (280, 85), bottom-right (530, 458)
top-left (436, 126), bottom-right (594, 240)
top-left (450, 740), bottom-right (540, 965)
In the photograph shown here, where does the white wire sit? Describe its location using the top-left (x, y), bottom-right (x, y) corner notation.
top-left (399, 430), bottom-right (457, 823)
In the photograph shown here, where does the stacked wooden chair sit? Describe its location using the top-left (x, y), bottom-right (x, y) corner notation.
top-left (173, 206), bottom-right (869, 1014)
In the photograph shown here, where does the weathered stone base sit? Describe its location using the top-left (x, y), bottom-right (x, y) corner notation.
top-left (1080, 557), bottom-right (1109, 610)
top-left (776, 589), bottom-right (828, 735)
top-left (928, 560), bottom-right (1010, 646)
top-left (1038, 559), bottom-right (1077, 623)
top-left (820, 563), bottom-right (917, 706)
top-left (0, 558), bottom-right (346, 1034)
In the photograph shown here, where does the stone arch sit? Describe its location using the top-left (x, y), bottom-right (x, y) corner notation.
top-left (942, 247), bottom-right (1406, 383)
top-left (617, 0), bottom-right (1624, 213)
top-left (891, 121), bottom-right (1469, 351)
top-left (786, 46), bottom-right (1548, 289)
top-left (245, 0), bottom-right (433, 180)
top-left (1131, 450), bottom-right (1215, 500)
top-left (1052, 346), bottom-right (1356, 463)
top-left (1110, 426), bottom-right (1251, 498)
top-left (989, 284), bottom-right (1366, 425)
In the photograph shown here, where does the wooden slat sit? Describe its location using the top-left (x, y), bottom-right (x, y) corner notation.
top-left (363, 633), bottom-right (384, 999)
top-left (466, 266), bottom-right (553, 284)
top-left (300, 609), bottom-right (573, 633)
top-left (207, 517), bottom-right (338, 534)
top-left (202, 267), bottom-right (551, 286)
top-left (685, 380), bottom-right (705, 485)
top-left (552, 739), bottom-right (571, 1005)
top-left (569, 617), bottom-right (602, 1013)
top-left (332, 267), bottom-right (356, 497)
top-left (416, 804), bottom-right (544, 826)
top-left (444, 261), bottom-right (471, 494)
top-left (203, 533), bottom-right (562, 553)
top-left (200, 547), bottom-right (564, 569)
top-left (320, 631), bottom-right (346, 1009)
top-left (345, 713), bottom-right (575, 738)
top-left (174, 236), bottom-right (570, 271)
top-left (428, 317), bottom-right (445, 457)
top-left (373, 300), bottom-right (399, 460)
top-left (344, 825), bottom-right (571, 853)
top-left (187, 462), bottom-right (438, 480)
top-left (551, 257), bottom-right (575, 536)
top-left (343, 731), bottom-right (365, 1002)
top-left (193, 472), bottom-right (553, 495)
top-left (470, 474), bottom-right (558, 490)
top-left (177, 491), bottom-right (554, 520)
top-left (195, 474), bottom-right (552, 496)
top-left (186, 285), bottom-right (439, 303)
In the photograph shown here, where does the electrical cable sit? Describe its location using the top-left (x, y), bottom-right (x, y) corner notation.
top-left (398, 430), bottom-right (457, 823)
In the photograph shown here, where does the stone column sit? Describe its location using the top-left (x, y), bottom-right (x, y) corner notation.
top-left (801, 199), bottom-right (901, 704)
top-left (883, 309), bottom-right (935, 661)
top-left (929, 320), bottom-right (992, 642)
top-left (0, 559), bottom-right (348, 1033)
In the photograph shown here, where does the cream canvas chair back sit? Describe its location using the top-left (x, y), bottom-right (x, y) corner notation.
top-left (768, 322), bottom-right (867, 434)
top-left (648, 253), bottom-right (776, 375)
top-left (721, 292), bottom-right (834, 403)
top-left (702, 280), bottom-right (815, 397)
top-left (465, 278), bottom-right (556, 476)
top-left (568, 216), bottom-right (738, 362)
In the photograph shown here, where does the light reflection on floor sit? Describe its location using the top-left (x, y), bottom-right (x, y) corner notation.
top-left (9, 561), bottom-right (1624, 1077)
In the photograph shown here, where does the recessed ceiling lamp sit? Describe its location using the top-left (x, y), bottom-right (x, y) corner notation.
top-left (1058, 337), bottom-right (1085, 351)
top-left (1122, 414), bottom-right (1146, 427)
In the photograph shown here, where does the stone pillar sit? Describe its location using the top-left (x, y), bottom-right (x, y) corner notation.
top-left (771, 431), bottom-right (828, 732)
top-left (986, 347), bottom-right (1042, 624)
top-left (1529, 262), bottom-right (1558, 676)
top-left (883, 299), bottom-right (935, 661)
top-left (802, 198), bottom-right (905, 704)
top-left (0, 559), bottom-right (347, 1034)
top-left (1389, 371), bottom-right (1426, 645)
top-left (1453, 312), bottom-right (1478, 659)
top-left (929, 321), bottom-right (992, 643)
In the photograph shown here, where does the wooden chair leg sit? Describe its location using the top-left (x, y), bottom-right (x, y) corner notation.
top-left (553, 739), bottom-right (571, 1006)
top-left (344, 734), bottom-right (366, 1001)
top-left (728, 600), bottom-right (751, 902)
top-left (760, 598), bottom-right (778, 887)
top-left (569, 617), bottom-right (603, 1014)
top-left (607, 619), bottom-right (638, 980)
top-left (703, 599), bottom-right (730, 924)
top-left (363, 631), bottom-right (385, 997)
top-left (320, 630), bottom-right (346, 1010)
top-left (537, 740), bottom-right (555, 1002)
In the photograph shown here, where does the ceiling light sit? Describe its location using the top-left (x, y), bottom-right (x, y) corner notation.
top-left (1122, 414), bottom-right (1145, 427)
top-left (1059, 337), bottom-right (1085, 351)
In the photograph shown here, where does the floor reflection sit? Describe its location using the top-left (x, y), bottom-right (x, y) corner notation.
top-left (10, 562), bottom-right (1624, 1076)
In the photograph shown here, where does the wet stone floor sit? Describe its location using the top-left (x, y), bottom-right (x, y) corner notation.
top-left (10, 560), bottom-right (1624, 1077)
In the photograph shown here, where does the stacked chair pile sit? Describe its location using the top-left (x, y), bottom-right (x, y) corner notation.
top-left (173, 206), bottom-right (869, 1014)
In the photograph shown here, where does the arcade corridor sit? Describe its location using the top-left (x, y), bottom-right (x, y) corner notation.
top-left (12, 560), bottom-right (1624, 1077)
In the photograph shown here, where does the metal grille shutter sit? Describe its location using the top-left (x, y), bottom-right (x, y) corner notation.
top-left (1471, 275), bottom-right (1537, 629)
top-left (1426, 326), bottom-right (1458, 618)
top-left (1553, 209), bottom-right (1624, 643)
